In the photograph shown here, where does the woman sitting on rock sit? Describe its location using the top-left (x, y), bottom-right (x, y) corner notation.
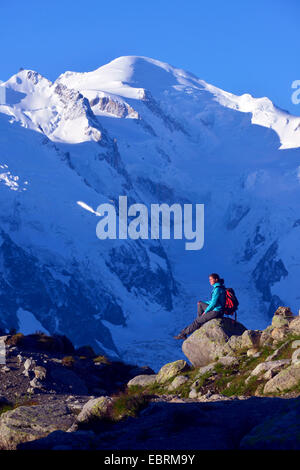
top-left (174, 273), bottom-right (226, 340)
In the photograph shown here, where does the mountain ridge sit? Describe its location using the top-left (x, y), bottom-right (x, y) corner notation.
top-left (0, 56), bottom-right (299, 368)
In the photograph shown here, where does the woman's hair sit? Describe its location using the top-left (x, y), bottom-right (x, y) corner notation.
top-left (209, 273), bottom-right (224, 285)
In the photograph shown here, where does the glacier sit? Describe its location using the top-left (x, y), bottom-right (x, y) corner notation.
top-left (0, 56), bottom-right (300, 369)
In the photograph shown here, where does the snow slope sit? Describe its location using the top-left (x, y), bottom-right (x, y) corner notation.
top-left (0, 56), bottom-right (300, 369)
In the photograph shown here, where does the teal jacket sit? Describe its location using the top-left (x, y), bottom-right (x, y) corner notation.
top-left (204, 282), bottom-right (226, 314)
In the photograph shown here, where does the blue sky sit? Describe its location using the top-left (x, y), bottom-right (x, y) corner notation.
top-left (1, 0), bottom-right (300, 115)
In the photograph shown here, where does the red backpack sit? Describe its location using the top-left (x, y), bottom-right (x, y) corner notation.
top-left (223, 287), bottom-right (239, 321)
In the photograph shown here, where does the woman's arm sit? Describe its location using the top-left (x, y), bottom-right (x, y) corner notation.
top-left (204, 287), bottom-right (221, 314)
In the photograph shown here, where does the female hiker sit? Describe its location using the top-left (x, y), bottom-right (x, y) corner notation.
top-left (174, 273), bottom-right (226, 340)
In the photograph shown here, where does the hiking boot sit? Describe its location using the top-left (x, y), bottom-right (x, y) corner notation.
top-left (173, 333), bottom-right (187, 340)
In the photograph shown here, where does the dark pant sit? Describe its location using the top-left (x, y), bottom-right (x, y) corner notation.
top-left (180, 302), bottom-right (223, 336)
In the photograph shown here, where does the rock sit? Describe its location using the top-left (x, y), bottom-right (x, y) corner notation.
top-left (250, 359), bottom-right (290, 378)
top-left (74, 396), bottom-right (113, 425)
top-left (127, 374), bottom-right (157, 387)
top-left (247, 348), bottom-right (260, 357)
top-left (226, 335), bottom-right (243, 351)
top-left (291, 348), bottom-right (300, 366)
top-left (34, 366), bottom-right (47, 381)
top-left (272, 316), bottom-right (290, 328)
top-left (240, 406), bottom-right (300, 449)
top-left (182, 318), bottom-right (247, 367)
top-left (259, 329), bottom-right (273, 347)
top-left (29, 378), bottom-right (44, 390)
top-left (23, 358), bottom-right (36, 377)
top-left (188, 389), bottom-right (198, 399)
top-left (1, 366), bottom-right (10, 373)
top-left (195, 363), bottom-right (216, 378)
top-left (271, 307), bottom-right (294, 328)
top-left (217, 356), bottom-right (239, 367)
top-left (0, 403), bottom-right (74, 450)
top-left (168, 375), bottom-right (189, 391)
top-left (17, 354), bottom-right (23, 364)
top-left (271, 327), bottom-right (289, 342)
top-left (156, 360), bottom-right (190, 384)
top-left (208, 394), bottom-right (228, 401)
top-left (264, 364), bottom-right (300, 394)
top-left (289, 317), bottom-right (300, 334)
top-left (240, 330), bottom-right (261, 349)
top-left (291, 340), bottom-right (300, 349)
top-left (263, 369), bottom-right (274, 381)
top-left (274, 306), bottom-right (294, 318)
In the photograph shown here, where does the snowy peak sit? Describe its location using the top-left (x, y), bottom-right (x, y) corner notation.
top-left (57, 56), bottom-right (202, 100)
top-left (56, 56), bottom-right (300, 150)
top-left (1, 56), bottom-right (300, 149)
top-left (0, 69), bottom-right (106, 144)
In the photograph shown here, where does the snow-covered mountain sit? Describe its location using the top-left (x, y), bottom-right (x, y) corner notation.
top-left (0, 56), bottom-right (300, 369)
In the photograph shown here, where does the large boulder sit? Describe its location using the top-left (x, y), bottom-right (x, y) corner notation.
top-left (0, 403), bottom-right (74, 450)
top-left (156, 360), bottom-right (190, 384)
top-left (182, 318), bottom-right (247, 367)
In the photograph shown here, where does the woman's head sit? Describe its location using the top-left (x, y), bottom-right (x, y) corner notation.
top-left (209, 273), bottom-right (224, 285)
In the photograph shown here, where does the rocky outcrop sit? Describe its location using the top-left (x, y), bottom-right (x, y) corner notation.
top-left (0, 403), bottom-right (74, 450)
top-left (182, 317), bottom-right (247, 367)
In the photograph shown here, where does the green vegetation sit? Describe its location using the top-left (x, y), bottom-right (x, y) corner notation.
top-left (110, 389), bottom-right (149, 421)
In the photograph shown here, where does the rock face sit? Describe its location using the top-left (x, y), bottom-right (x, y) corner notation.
top-left (0, 403), bottom-right (74, 450)
top-left (182, 318), bottom-right (247, 367)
